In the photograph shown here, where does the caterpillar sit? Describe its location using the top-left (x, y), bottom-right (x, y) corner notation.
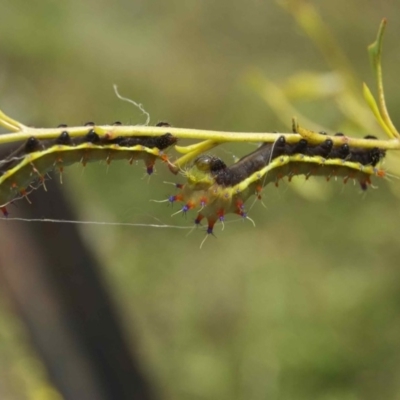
top-left (0, 123), bottom-right (177, 216)
top-left (167, 134), bottom-right (386, 235)
top-left (0, 120), bottom-right (387, 232)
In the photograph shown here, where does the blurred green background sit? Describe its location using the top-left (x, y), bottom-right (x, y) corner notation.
top-left (1, 0), bottom-right (400, 399)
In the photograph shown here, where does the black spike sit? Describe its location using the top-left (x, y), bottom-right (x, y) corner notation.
top-left (156, 121), bottom-right (171, 127)
top-left (56, 131), bottom-right (73, 145)
top-left (320, 139), bottom-right (334, 157)
top-left (307, 139), bottom-right (333, 157)
top-left (150, 133), bottom-right (177, 149)
top-left (25, 137), bottom-right (41, 153)
top-left (329, 143), bottom-right (350, 159)
top-left (84, 129), bottom-right (100, 144)
top-left (271, 135), bottom-right (287, 157)
top-left (287, 139), bottom-right (308, 155)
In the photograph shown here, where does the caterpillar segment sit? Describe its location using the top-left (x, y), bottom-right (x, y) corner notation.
top-left (0, 127), bottom-right (177, 214)
top-left (168, 135), bottom-right (386, 235)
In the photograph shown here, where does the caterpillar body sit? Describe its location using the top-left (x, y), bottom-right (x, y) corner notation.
top-left (169, 135), bottom-right (386, 234)
top-left (0, 127), bottom-right (177, 215)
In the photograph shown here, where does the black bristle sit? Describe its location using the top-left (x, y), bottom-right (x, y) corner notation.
top-left (58, 123), bottom-right (68, 128)
top-left (84, 122), bottom-right (95, 126)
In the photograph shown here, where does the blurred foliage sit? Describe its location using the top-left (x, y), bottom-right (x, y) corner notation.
top-left (1, 0), bottom-right (400, 399)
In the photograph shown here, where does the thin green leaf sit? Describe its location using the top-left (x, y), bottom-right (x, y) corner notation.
top-left (368, 18), bottom-right (399, 138)
top-left (362, 83), bottom-right (395, 138)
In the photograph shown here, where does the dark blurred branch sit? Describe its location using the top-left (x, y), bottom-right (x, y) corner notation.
top-left (0, 180), bottom-right (156, 400)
